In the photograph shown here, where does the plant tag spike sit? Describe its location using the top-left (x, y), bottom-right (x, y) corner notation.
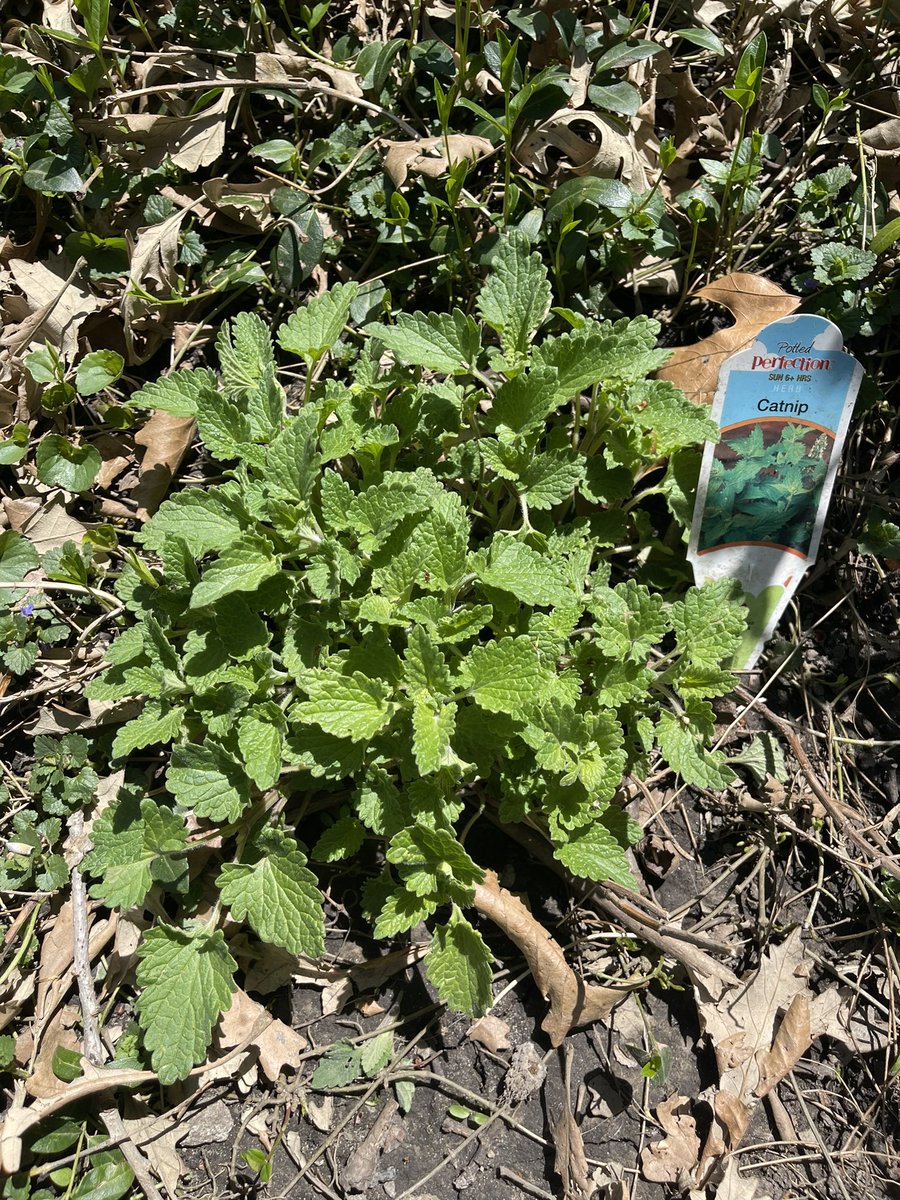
top-left (688, 314), bottom-right (863, 670)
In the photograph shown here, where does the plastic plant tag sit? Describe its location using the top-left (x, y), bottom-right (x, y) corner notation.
top-left (688, 314), bottom-right (863, 670)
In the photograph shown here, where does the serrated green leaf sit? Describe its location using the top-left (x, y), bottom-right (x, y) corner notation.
top-left (277, 281), bottom-right (358, 362)
top-left (112, 703), bottom-right (185, 759)
top-left (216, 312), bottom-right (275, 397)
top-left (189, 535), bottom-right (280, 609)
top-left (478, 535), bottom-right (572, 609)
top-left (656, 709), bottom-right (736, 789)
top-left (195, 387), bottom-right (253, 460)
top-left (87, 794), bottom-right (188, 909)
top-left (237, 702), bottom-right (286, 789)
top-left (462, 636), bottom-right (553, 717)
top-left (552, 818), bottom-right (638, 889)
top-left (219, 833), bottom-right (324, 957)
top-left (490, 367), bottom-right (561, 437)
top-left (425, 908), bottom-right (492, 1017)
top-left (477, 237), bottom-right (551, 362)
top-left (311, 1041), bottom-right (362, 1089)
top-left (136, 924), bottom-right (236, 1083)
top-left (266, 406), bottom-right (319, 501)
top-left (518, 451), bottom-right (584, 510)
top-left (139, 485), bottom-right (248, 558)
top-left (403, 626), bottom-right (452, 697)
top-left (167, 743), bottom-right (251, 821)
top-left (293, 670), bottom-right (393, 741)
top-left (364, 310), bottom-right (480, 374)
top-left (387, 825), bottom-right (482, 902)
top-left (412, 699), bottom-right (457, 774)
top-left (127, 368), bottom-right (219, 417)
top-left (359, 1030), bottom-right (394, 1077)
top-left (311, 813), bottom-right (366, 861)
top-left (670, 580), bottom-right (746, 667)
top-left (373, 888), bottom-right (436, 937)
top-left (533, 325), bottom-right (670, 405)
top-left (628, 380), bottom-right (719, 455)
top-left (591, 580), bottom-right (669, 663)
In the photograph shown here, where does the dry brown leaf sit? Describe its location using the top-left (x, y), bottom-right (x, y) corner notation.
top-left (639, 1094), bottom-right (700, 1183)
top-left (712, 1157), bottom-right (774, 1200)
top-left (131, 410), bottom-right (196, 521)
top-left (343, 1097), bottom-right (404, 1193)
top-left (216, 988), bottom-right (307, 1082)
top-left (1, 258), bottom-right (98, 363)
top-left (6, 496), bottom-right (87, 555)
top-left (657, 273), bottom-right (801, 406)
top-left (553, 1106), bottom-right (594, 1200)
top-left (122, 208), bottom-right (190, 362)
top-left (474, 871), bottom-right (623, 1045)
top-left (41, 0), bottom-right (78, 34)
top-left (516, 111), bottom-right (649, 189)
top-left (122, 1111), bottom-right (184, 1195)
top-left (383, 135), bottom-right (494, 188)
top-left (25, 1007), bottom-right (80, 1099)
top-left (467, 1014), bottom-right (511, 1053)
top-left (756, 992), bottom-right (810, 1096)
top-left (321, 944), bottom-right (427, 1016)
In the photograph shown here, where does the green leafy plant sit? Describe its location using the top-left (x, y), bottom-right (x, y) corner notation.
top-left (81, 237), bottom-right (746, 1084)
top-left (699, 422), bottom-right (831, 553)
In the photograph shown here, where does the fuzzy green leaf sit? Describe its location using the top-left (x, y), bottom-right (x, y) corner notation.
top-left (462, 636), bottom-right (553, 716)
top-left (266, 406), bottom-right (319, 501)
top-left (656, 709), bottom-right (736, 789)
top-left (189, 535), bottom-right (280, 609)
top-left (277, 281), bottom-right (358, 362)
top-left (167, 743), bottom-right (251, 822)
top-left (552, 818), bottom-right (638, 889)
top-left (477, 238), bottom-right (552, 361)
top-left (139, 485), bottom-right (248, 558)
top-left (364, 310), bottom-right (480, 374)
top-left (238, 702), bottom-right (286, 789)
top-left (518, 452), bottom-right (584, 510)
top-left (112, 703), bottom-right (185, 759)
top-left (591, 580), bottom-right (669, 664)
top-left (412, 699), bottom-right (457, 774)
top-left (216, 312), bottom-right (275, 396)
top-left (87, 794), bottom-right (188, 909)
top-left (387, 824), bottom-right (483, 902)
top-left (670, 580), bottom-right (746, 667)
top-left (136, 924), bottom-right (236, 1084)
top-left (293, 670), bottom-right (393, 742)
top-left (491, 367), bottom-right (561, 436)
top-left (127, 368), bottom-right (219, 417)
top-left (373, 888), bottom-right (436, 937)
top-left (218, 833), bottom-right (325, 957)
top-left (311, 813), bottom-right (366, 862)
top-left (478, 535), bottom-right (572, 609)
top-left (425, 908), bottom-right (493, 1017)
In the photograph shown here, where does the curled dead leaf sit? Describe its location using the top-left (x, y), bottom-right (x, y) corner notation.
top-left (656, 273), bottom-right (801, 406)
top-left (132, 409), bottom-right (197, 521)
top-left (383, 135), bottom-right (494, 189)
top-left (474, 871), bottom-right (624, 1045)
top-left (216, 987), bottom-right (307, 1083)
top-left (640, 1094), bottom-right (700, 1183)
top-left (467, 1014), bottom-right (511, 1053)
top-left (516, 111), bottom-right (649, 190)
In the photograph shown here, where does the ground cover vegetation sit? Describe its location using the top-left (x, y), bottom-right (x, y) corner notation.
top-left (0, 0), bottom-right (899, 1197)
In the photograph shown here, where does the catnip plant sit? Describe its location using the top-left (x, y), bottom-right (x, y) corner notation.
top-left (83, 236), bottom-right (747, 1083)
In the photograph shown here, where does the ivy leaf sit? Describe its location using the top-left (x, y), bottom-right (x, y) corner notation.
top-left (364, 310), bottom-right (480, 375)
top-left (136, 924), bottom-right (237, 1084)
top-left (293, 670), bottom-right (393, 742)
top-left (424, 908), bottom-right (493, 1017)
top-left (35, 436), bottom-right (101, 492)
top-left (552, 818), bottom-right (638, 889)
top-left (218, 830), bottom-right (325, 957)
top-left (87, 793), bottom-right (188, 909)
top-left (277, 281), bottom-right (358, 363)
top-left (189, 535), bottom-right (280, 609)
top-left (238, 702), bottom-right (286, 790)
top-left (127, 367), bottom-right (219, 417)
top-left (167, 743), bottom-right (251, 821)
top-left (461, 636), bottom-right (552, 716)
top-left (477, 237), bottom-right (552, 362)
top-left (0, 530), bottom-right (40, 583)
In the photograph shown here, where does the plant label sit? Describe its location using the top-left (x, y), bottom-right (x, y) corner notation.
top-left (688, 314), bottom-right (863, 669)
